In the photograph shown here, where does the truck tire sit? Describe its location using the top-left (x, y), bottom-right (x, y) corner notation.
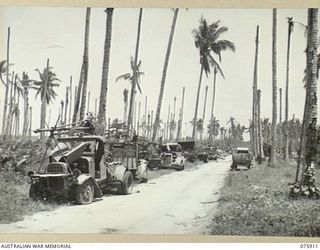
top-left (176, 163), bottom-right (184, 171)
top-left (29, 184), bottom-right (38, 200)
top-left (120, 171), bottom-right (134, 195)
top-left (75, 180), bottom-right (94, 205)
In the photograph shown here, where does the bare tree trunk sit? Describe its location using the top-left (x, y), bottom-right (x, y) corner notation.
top-left (176, 86), bottom-right (185, 140)
top-left (2, 27), bottom-right (10, 140)
top-left (152, 8), bottom-right (179, 141)
top-left (98, 8), bottom-right (114, 132)
top-left (279, 87), bottom-right (283, 157)
top-left (284, 18), bottom-right (293, 161)
top-left (127, 8), bottom-right (143, 133)
top-left (192, 64), bottom-right (204, 139)
top-left (270, 9), bottom-right (278, 166)
top-left (29, 106), bottom-right (32, 141)
top-left (64, 86), bottom-right (69, 124)
top-left (201, 85), bottom-right (208, 140)
top-left (252, 25), bottom-right (259, 157)
top-left (209, 68), bottom-right (217, 141)
top-left (79, 7), bottom-right (91, 121)
top-left (87, 91), bottom-right (90, 114)
top-left (257, 89), bottom-right (264, 158)
top-left (40, 59), bottom-right (49, 139)
top-left (137, 102), bottom-right (141, 135)
top-left (68, 76), bottom-right (72, 124)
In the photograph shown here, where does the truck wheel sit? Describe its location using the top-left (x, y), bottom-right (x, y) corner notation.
top-left (75, 180), bottom-right (94, 205)
top-left (120, 171), bottom-right (134, 195)
top-left (29, 184), bottom-right (38, 200)
top-left (176, 163), bottom-right (184, 171)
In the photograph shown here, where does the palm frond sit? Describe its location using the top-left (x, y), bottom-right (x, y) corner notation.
top-left (116, 73), bottom-right (131, 82)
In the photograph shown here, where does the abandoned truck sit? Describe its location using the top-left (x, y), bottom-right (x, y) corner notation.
top-left (231, 147), bottom-right (253, 171)
top-left (159, 143), bottom-right (185, 171)
top-left (28, 135), bottom-right (136, 205)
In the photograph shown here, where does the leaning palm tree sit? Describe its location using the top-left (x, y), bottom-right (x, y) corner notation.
top-left (32, 62), bottom-right (60, 137)
top-left (192, 18), bottom-right (235, 139)
top-left (152, 8), bottom-right (179, 141)
top-left (98, 8), bottom-right (114, 132)
top-left (270, 9), bottom-right (278, 166)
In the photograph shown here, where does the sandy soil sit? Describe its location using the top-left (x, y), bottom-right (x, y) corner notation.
top-left (0, 157), bottom-right (230, 234)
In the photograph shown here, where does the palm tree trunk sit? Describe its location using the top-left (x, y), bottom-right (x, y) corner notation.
top-left (270, 9), bottom-right (278, 166)
top-left (87, 91), bottom-right (91, 114)
top-left (284, 19), bottom-right (293, 161)
top-left (127, 8), bottom-right (143, 133)
top-left (6, 72), bottom-right (14, 139)
top-left (98, 8), bottom-right (114, 131)
top-left (252, 25), bottom-right (259, 157)
top-left (279, 88), bottom-right (283, 157)
top-left (68, 76), bottom-right (72, 124)
top-left (176, 86), bottom-right (185, 140)
top-left (201, 85), bottom-right (208, 140)
top-left (64, 86), bottom-right (69, 124)
top-left (257, 89), bottom-right (264, 158)
top-left (29, 106), bottom-right (32, 141)
top-left (137, 102), bottom-right (141, 135)
top-left (209, 68), bottom-right (217, 141)
top-left (40, 59), bottom-right (49, 139)
top-left (302, 8), bottom-right (318, 185)
top-left (79, 7), bottom-right (91, 121)
top-left (2, 27), bottom-right (10, 140)
top-left (192, 64), bottom-right (204, 139)
top-left (22, 86), bottom-right (29, 140)
top-left (152, 8), bottom-right (179, 141)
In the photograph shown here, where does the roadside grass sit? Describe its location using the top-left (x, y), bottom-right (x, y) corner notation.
top-left (0, 170), bottom-right (59, 224)
top-left (210, 160), bottom-right (320, 237)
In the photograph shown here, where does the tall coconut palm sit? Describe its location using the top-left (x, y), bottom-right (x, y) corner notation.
top-left (152, 8), bottom-right (179, 141)
top-left (2, 27), bottom-right (10, 138)
top-left (79, 7), bottom-right (91, 121)
top-left (18, 72), bottom-right (33, 139)
top-left (201, 85), bottom-right (208, 140)
top-left (270, 9), bottom-right (278, 166)
top-left (192, 18), bottom-right (235, 139)
top-left (98, 8), bottom-right (114, 131)
top-left (252, 25), bottom-right (259, 157)
top-left (176, 86), bottom-right (185, 140)
top-left (127, 8), bottom-right (143, 133)
top-left (284, 17), bottom-right (294, 161)
top-left (33, 62), bottom-right (60, 137)
top-left (301, 8), bottom-right (318, 186)
top-left (73, 8), bottom-right (91, 123)
top-left (123, 89), bottom-right (129, 126)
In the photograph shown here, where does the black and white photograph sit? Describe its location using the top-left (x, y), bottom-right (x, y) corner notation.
top-left (0, 2), bottom-right (319, 238)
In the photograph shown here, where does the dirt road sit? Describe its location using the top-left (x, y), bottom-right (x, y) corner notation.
top-left (0, 157), bottom-right (230, 234)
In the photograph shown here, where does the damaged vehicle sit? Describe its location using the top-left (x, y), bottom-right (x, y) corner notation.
top-left (28, 132), bottom-right (135, 205)
top-left (231, 147), bottom-right (253, 171)
top-left (109, 142), bottom-right (148, 182)
top-left (159, 143), bottom-right (185, 171)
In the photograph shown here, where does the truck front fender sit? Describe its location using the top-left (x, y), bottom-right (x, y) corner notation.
top-left (74, 174), bottom-right (102, 198)
top-left (114, 164), bottom-right (127, 182)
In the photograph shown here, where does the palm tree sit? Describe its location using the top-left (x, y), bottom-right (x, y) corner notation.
top-left (152, 8), bottom-right (179, 141)
top-left (252, 25), bottom-right (259, 157)
top-left (18, 72), bottom-right (33, 139)
top-left (201, 85), bottom-right (208, 140)
top-left (207, 117), bottom-right (220, 141)
top-left (192, 18), bottom-right (235, 139)
top-left (127, 8), bottom-right (143, 133)
top-left (123, 89), bottom-right (129, 126)
top-left (33, 61), bottom-right (60, 137)
top-left (301, 8), bottom-right (318, 186)
top-left (73, 8), bottom-right (91, 123)
top-left (2, 27), bottom-right (10, 139)
top-left (98, 8), bottom-right (114, 132)
top-left (176, 86), bottom-right (185, 140)
top-left (284, 17), bottom-right (294, 161)
top-left (270, 9), bottom-right (278, 166)
top-left (79, 7), bottom-right (91, 121)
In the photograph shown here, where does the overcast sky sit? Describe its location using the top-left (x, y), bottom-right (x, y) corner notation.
top-left (0, 7), bottom-right (310, 137)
